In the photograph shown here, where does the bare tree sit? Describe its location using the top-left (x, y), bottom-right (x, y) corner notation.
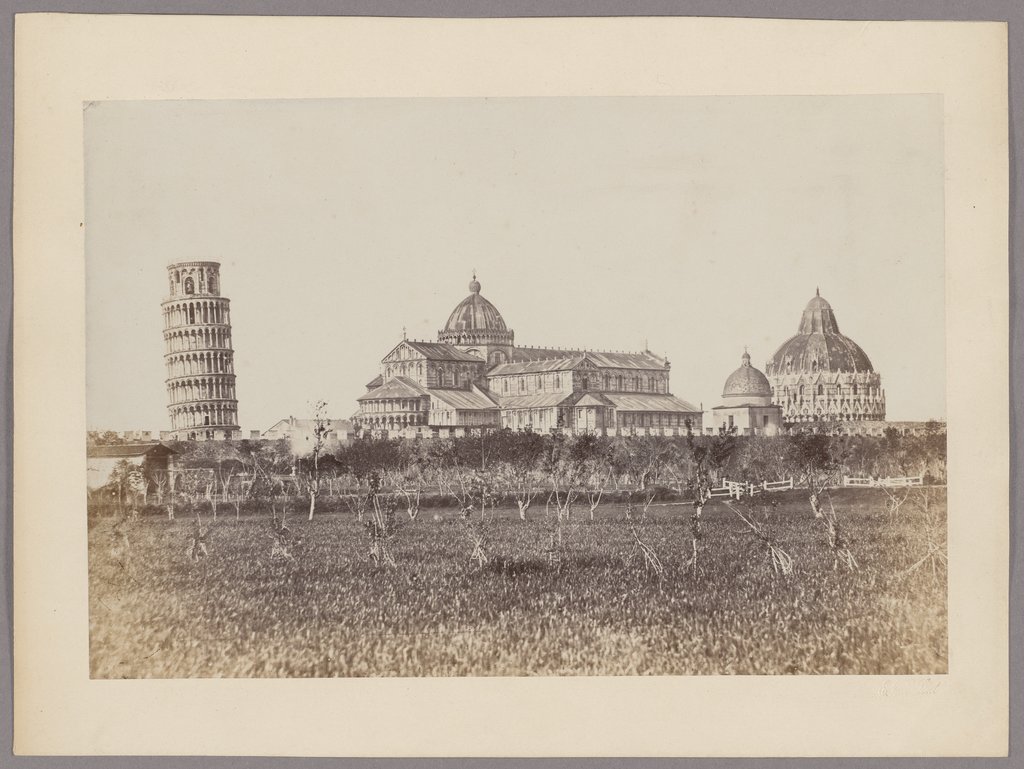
top-left (724, 497), bottom-right (795, 576)
top-left (787, 432), bottom-right (847, 519)
top-left (303, 399), bottom-right (332, 521)
top-left (497, 459), bottom-right (539, 521)
top-left (683, 428), bottom-right (735, 575)
top-left (900, 486), bottom-right (946, 583)
top-left (105, 460), bottom-right (136, 516)
top-left (819, 496), bottom-right (858, 571)
top-left (583, 452), bottom-right (613, 521)
top-left (215, 460), bottom-right (236, 521)
top-left (392, 440), bottom-right (429, 520)
top-left (175, 468), bottom-right (215, 519)
top-left (435, 455), bottom-right (492, 568)
top-left (487, 429), bottom-right (544, 521)
top-left (149, 469), bottom-right (172, 519)
top-left (365, 486), bottom-right (399, 568)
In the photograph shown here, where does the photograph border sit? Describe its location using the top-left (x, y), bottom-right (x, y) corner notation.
top-left (4, 1), bottom-right (1019, 765)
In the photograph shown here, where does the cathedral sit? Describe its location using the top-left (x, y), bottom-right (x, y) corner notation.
top-left (354, 275), bottom-right (703, 435)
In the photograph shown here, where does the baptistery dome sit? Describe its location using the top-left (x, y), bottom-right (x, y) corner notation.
top-left (766, 290), bottom-right (885, 424)
top-left (765, 290), bottom-right (874, 376)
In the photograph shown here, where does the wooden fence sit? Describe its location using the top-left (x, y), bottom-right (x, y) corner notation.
top-left (842, 475), bottom-right (924, 488)
top-left (708, 477), bottom-right (794, 499)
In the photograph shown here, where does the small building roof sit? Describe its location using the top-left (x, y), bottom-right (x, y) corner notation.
top-left (87, 442), bottom-right (177, 458)
top-left (263, 418), bottom-right (354, 434)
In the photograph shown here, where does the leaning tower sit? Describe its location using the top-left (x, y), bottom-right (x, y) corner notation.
top-left (161, 261), bottom-right (240, 440)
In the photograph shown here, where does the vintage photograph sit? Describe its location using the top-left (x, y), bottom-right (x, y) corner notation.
top-left (85, 95), bottom-right (947, 678)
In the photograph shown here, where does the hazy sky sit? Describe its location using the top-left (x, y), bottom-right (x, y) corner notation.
top-left (85, 95), bottom-right (945, 432)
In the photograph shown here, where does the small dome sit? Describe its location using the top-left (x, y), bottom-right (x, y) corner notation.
top-left (723, 350), bottom-right (772, 398)
top-left (443, 274), bottom-right (508, 334)
top-left (766, 290), bottom-right (874, 375)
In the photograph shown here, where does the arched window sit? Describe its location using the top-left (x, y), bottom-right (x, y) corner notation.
top-left (817, 385), bottom-right (824, 396)
top-left (184, 276), bottom-right (195, 295)
top-left (853, 384), bottom-right (858, 395)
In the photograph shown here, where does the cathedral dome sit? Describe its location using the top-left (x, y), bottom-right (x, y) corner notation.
top-left (443, 274), bottom-right (509, 334)
top-left (723, 351), bottom-right (772, 398)
top-left (765, 290), bottom-right (874, 376)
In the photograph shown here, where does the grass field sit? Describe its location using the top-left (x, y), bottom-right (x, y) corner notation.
top-left (88, 487), bottom-right (946, 677)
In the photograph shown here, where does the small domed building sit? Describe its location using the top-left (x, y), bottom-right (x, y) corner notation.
top-left (703, 351), bottom-right (783, 435)
top-left (765, 290), bottom-right (885, 425)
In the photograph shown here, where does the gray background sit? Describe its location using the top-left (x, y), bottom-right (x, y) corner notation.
top-left (1, 1), bottom-right (1020, 766)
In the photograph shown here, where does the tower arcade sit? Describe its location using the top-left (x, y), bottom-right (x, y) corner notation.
top-left (162, 261), bottom-right (240, 440)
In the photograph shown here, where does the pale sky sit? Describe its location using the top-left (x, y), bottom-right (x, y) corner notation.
top-left (85, 95), bottom-right (945, 432)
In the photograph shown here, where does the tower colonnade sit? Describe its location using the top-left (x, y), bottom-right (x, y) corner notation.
top-left (162, 261), bottom-right (240, 440)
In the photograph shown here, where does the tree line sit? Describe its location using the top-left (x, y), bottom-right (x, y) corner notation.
top-left (91, 424), bottom-right (946, 522)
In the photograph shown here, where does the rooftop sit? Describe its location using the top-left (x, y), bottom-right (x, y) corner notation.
top-left (87, 442), bottom-right (177, 458)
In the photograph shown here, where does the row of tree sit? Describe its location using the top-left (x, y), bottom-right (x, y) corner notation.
top-left (89, 425), bottom-right (945, 522)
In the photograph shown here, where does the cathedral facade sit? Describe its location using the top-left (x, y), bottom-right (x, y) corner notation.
top-left (354, 275), bottom-right (702, 435)
top-left (765, 290), bottom-right (885, 425)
